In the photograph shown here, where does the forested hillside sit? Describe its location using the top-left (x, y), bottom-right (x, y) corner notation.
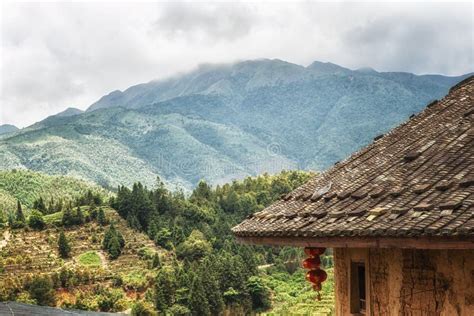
top-left (0, 170), bottom-right (335, 314)
top-left (0, 170), bottom-right (108, 218)
top-left (0, 59), bottom-right (469, 189)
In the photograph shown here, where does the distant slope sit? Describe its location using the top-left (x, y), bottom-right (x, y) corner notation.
top-left (0, 169), bottom-right (108, 214)
top-left (0, 59), bottom-right (471, 189)
top-left (0, 124), bottom-right (19, 135)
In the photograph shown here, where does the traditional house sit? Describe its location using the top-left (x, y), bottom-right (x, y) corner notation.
top-left (233, 76), bottom-right (474, 315)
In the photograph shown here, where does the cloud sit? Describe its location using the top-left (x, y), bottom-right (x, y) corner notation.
top-left (340, 2), bottom-right (473, 74)
top-left (154, 2), bottom-right (257, 41)
top-left (0, 1), bottom-right (472, 128)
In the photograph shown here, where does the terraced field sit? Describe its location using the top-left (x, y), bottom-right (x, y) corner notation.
top-left (261, 267), bottom-right (335, 316)
top-left (0, 207), bottom-right (164, 307)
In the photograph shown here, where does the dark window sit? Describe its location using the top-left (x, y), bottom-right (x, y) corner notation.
top-left (350, 261), bottom-right (366, 314)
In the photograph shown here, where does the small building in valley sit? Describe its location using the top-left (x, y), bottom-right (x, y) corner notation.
top-left (232, 76), bottom-right (474, 315)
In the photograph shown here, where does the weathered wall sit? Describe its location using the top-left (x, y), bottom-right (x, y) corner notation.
top-left (334, 248), bottom-right (474, 316)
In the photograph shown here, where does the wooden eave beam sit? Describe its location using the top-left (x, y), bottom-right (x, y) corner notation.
top-left (235, 235), bottom-right (474, 249)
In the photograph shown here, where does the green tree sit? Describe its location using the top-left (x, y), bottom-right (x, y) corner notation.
top-left (27, 275), bottom-right (56, 306)
top-left (62, 207), bottom-right (74, 227)
top-left (154, 267), bottom-right (177, 312)
top-left (97, 207), bottom-right (107, 226)
top-left (102, 224), bottom-right (125, 259)
top-left (198, 260), bottom-right (224, 315)
top-left (154, 228), bottom-right (173, 250)
top-left (28, 210), bottom-right (46, 230)
top-left (75, 206), bottom-right (84, 224)
top-left (16, 200), bottom-right (25, 223)
top-left (33, 197), bottom-right (47, 213)
top-left (176, 230), bottom-right (212, 261)
top-left (188, 274), bottom-right (210, 316)
top-left (247, 276), bottom-right (271, 311)
top-left (108, 235), bottom-right (122, 259)
top-left (58, 231), bottom-right (71, 258)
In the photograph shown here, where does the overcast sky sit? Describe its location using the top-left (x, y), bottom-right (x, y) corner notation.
top-left (1, 1), bottom-right (473, 128)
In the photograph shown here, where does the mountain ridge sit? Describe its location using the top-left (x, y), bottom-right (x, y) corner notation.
top-left (0, 124), bottom-right (19, 136)
top-left (0, 59), bottom-right (471, 189)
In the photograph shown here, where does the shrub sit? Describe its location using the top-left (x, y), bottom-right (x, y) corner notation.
top-left (26, 275), bottom-right (56, 306)
top-left (28, 210), bottom-right (46, 230)
top-left (131, 301), bottom-right (157, 316)
top-left (97, 288), bottom-right (124, 312)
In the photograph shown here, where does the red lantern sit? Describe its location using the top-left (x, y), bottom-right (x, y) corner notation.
top-left (312, 283), bottom-right (322, 291)
top-left (302, 256), bottom-right (321, 269)
top-left (304, 247), bottom-right (326, 257)
top-left (302, 246), bottom-right (327, 300)
top-left (305, 269), bottom-right (328, 284)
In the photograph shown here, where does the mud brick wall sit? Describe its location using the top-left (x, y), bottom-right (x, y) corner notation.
top-left (333, 248), bottom-right (474, 315)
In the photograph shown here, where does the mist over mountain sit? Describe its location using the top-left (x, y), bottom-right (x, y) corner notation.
top-left (0, 59), bottom-right (470, 189)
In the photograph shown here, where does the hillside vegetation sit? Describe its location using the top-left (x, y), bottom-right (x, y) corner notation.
top-left (0, 207), bottom-right (163, 311)
top-left (0, 59), bottom-right (469, 189)
top-left (0, 169), bottom-right (335, 314)
top-left (0, 169), bottom-right (108, 216)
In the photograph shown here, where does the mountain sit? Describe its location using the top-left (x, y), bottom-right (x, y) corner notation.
top-left (0, 59), bottom-right (471, 189)
top-left (26, 107), bottom-right (84, 130)
top-left (55, 107), bottom-right (84, 117)
top-left (0, 124), bottom-right (19, 135)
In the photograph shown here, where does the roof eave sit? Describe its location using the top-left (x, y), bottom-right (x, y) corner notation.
top-left (235, 235), bottom-right (474, 250)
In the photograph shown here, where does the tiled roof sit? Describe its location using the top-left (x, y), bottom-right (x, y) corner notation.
top-left (233, 76), bottom-right (474, 241)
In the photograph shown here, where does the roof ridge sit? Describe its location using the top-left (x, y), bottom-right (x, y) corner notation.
top-left (449, 74), bottom-right (474, 93)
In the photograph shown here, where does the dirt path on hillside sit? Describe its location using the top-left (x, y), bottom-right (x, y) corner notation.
top-left (97, 250), bottom-right (109, 269)
top-left (0, 230), bottom-right (11, 250)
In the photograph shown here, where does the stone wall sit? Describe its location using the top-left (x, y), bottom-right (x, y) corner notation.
top-left (333, 248), bottom-right (474, 315)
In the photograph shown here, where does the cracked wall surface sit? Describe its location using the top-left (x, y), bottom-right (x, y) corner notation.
top-left (333, 248), bottom-right (474, 315)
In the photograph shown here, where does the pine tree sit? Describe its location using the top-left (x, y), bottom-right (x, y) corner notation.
top-left (58, 231), bottom-right (71, 258)
top-left (97, 208), bottom-right (107, 226)
top-left (75, 206), bottom-right (84, 224)
top-left (188, 274), bottom-right (210, 316)
top-left (198, 262), bottom-right (224, 315)
top-left (102, 223), bottom-right (125, 259)
top-left (62, 207), bottom-right (74, 227)
top-left (16, 200), bottom-right (25, 223)
top-left (154, 267), bottom-right (177, 312)
top-left (33, 197), bottom-right (47, 213)
top-left (108, 235), bottom-right (122, 259)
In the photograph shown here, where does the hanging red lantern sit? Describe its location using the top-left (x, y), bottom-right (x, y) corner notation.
top-left (302, 256), bottom-right (321, 269)
top-left (304, 247), bottom-right (326, 257)
top-left (312, 283), bottom-right (322, 291)
top-left (305, 268), bottom-right (328, 283)
top-left (303, 247), bottom-right (327, 301)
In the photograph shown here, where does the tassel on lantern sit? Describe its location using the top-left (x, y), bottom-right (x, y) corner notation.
top-left (303, 247), bottom-right (326, 301)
